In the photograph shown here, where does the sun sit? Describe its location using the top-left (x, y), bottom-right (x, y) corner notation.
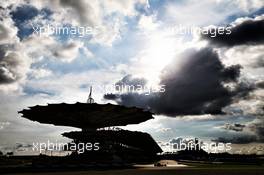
top-left (138, 32), bottom-right (183, 86)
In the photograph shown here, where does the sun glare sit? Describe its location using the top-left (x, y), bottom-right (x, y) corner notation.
top-left (139, 32), bottom-right (183, 85)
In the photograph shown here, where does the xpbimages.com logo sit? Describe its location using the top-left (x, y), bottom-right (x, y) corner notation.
top-left (31, 24), bottom-right (102, 37)
top-left (32, 140), bottom-right (100, 154)
top-left (168, 139), bottom-right (232, 153)
top-left (165, 24), bottom-right (232, 37)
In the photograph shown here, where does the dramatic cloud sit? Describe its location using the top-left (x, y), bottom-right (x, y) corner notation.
top-left (222, 123), bottom-right (246, 132)
top-left (218, 116), bottom-right (264, 144)
top-left (104, 93), bottom-right (119, 101)
top-left (104, 47), bottom-right (251, 116)
top-left (0, 9), bottom-right (19, 44)
top-left (0, 45), bottom-right (30, 85)
top-left (256, 81), bottom-right (264, 89)
top-left (53, 41), bottom-right (83, 62)
top-left (21, 35), bottom-right (84, 63)
top-left (163, 0), bottom-right (263, 26)
top-left (52, 0), bottom-right (148, 25)
top-left (115, 74), bottom-right (147, 87)
top-left (223, 45), bottom-right (264, 68)
top-left (213, 135), bottom-right (258, 144)
top-left (28, 68), bottom-right (52, 79)
top-left (245, 118), bottom-right (264, 141)
top-left (14, 142), bottom-right (33, 152)
top-left (202, 16), bottom-right (264, 47)
top-left (203, 15), bottom-right (264, 144)
top-left (0, 19), bottom-right (18, 44)
top-left (0, 0), bottom-right (263, 153)
top-left (57, 0), bottom-right (99, 26)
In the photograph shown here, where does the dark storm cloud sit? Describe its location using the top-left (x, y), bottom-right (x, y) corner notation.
top-left (202, 18), bottom-right (264, 47)
top-left (223, 123), bottom-right (246, 132)
top-left (212, 136), bottom-right (258, 144)
top-left (115, 74), bottom-right (147, 87)
top-left (104, 48), bottom-right (251, 116)
top-left (104, 93), bottom-right (119, 100)
top-left (15, 143), bottom-right (32, 151)
top-left (256, 81), bottom-right (264, 89)
top-left (220, 117), bottom-right (264, 144)
top-left (249, 119), bottom-right (264, 142)
top-left (116, 93), bottom-right (153, 108)
top-left (104, 75), bottom-right (148, 100)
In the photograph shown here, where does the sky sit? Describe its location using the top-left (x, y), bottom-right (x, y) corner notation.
top-left (0, 0), bottom-right (264, 155)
